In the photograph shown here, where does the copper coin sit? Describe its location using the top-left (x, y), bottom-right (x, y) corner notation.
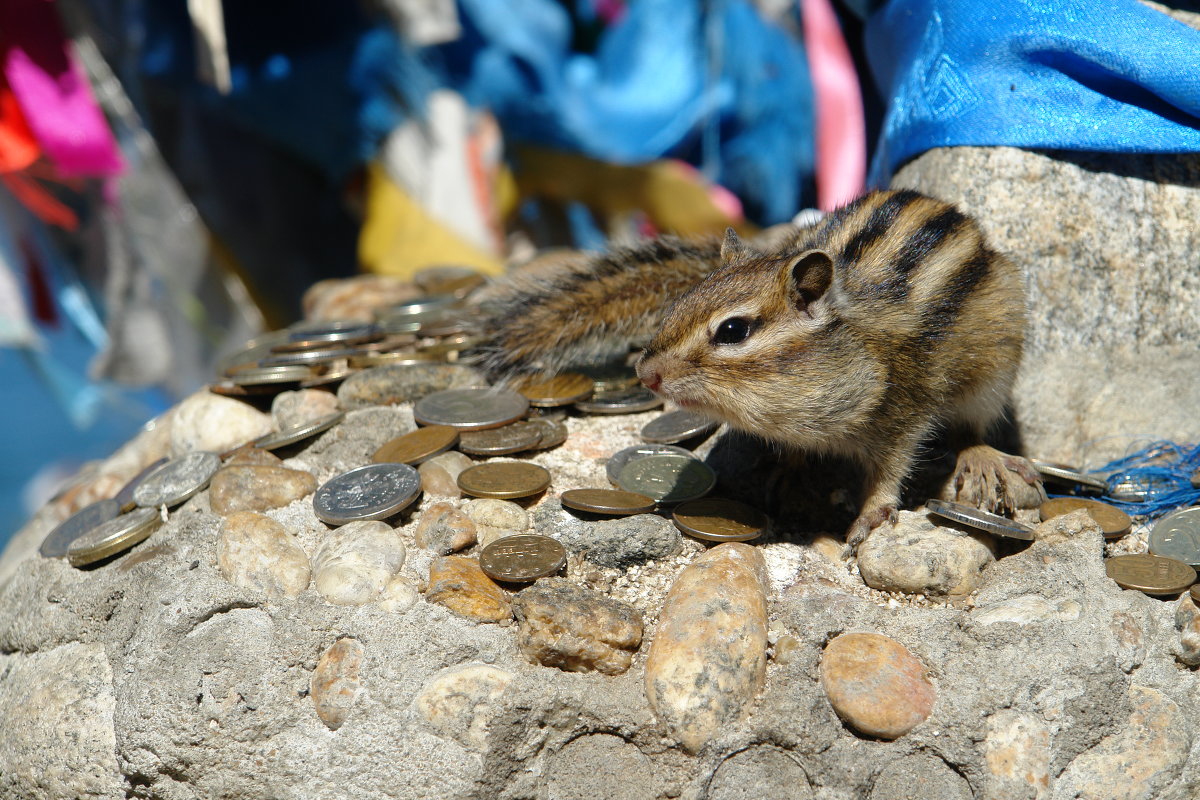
top-left (1040, 497), bottom-right (1131, 538)
top-left (513, 373), bottom-right (595, 407)
top-left (478, 534), bottom-right (567, 583)
top-left (640, 410), bottom-right (719, 445)
top-left (574, 386), bottom-right (663, 415)
top-left (414, 388), bottom-right (530, 431)
top-left (673, 498), bottom-right (768, 542)
top-left (1191, 583), bottom-right (1200, 604)
top-left (457, 462), bottom-right (551, 500)
top-left (1105, 554), bottom-right (1196, 596)
top-left (373, 425), bottom-right (460, 465)
top-left (458, 422), bottom-right (542, 456)
top-left (526, 417), bottom-right (568, 450)
top-left (560, 488), bottom-right (656, 516)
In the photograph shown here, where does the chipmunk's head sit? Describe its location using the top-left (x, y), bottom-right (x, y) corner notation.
top-left (636, 229), bottom-right (883, 446)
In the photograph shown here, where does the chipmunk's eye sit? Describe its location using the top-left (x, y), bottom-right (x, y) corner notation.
top-left (713, 317), bottom-right (753, 345)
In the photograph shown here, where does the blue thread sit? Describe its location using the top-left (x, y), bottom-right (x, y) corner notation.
top-left (1049, 441), bottom-right (1200, 519)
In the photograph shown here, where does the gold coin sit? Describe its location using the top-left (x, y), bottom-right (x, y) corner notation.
top-left (1105, 554), bottom-right (1196, 596)
top-left (67, 507), bottom-right (161, 567)
top-left (513, 373), bottom-right (595, 407)
top-left (673, 498), bottom-right (768, 542)
top-left (373, 425), bottom-right (459, 465)
top-left (457, 462), bottom-right (551, 500)
top-left (478, 533), bottom-right (567, 582)
top-left (458, 422), bottom-right (542, 456)
top-left (560, 488), bottom-right (656, 516)
top-left (1040, 497), bottom-right (1131, 538)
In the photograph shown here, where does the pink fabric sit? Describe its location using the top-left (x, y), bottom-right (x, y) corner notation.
top-left (800, 0), bottom-right (865, 211)
top-left (0, 0), bottom-right (122, 177)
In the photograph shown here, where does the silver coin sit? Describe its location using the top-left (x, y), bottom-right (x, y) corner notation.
top-left (228, 365), bottom-right (313, 386)
top-left (258, 348), bottom-right (365, 368)
top-left (413, 388), bottom-right (530, 430)
top-left (1029, 460), bottom-right (1107, 492)
top-left (606, 444), bottom-right (698, 484)
top-left (40, 498), bottom-right (121, 558)
top-left (287, 320), bottom-right (379, 344)
top-left (641, 410), bottom-right (719, 444)
top-left (133, 452), bottom-right (221, 508)
top-left (574, 386), bottom-right (663, 415)
top-left (380, 295), bottom-right (459, 317)
top-left (616, 454), bottom-right (716, 504)
top-left (218, 330), bottom-right (292, 376)
top-left (1149, 507), bottom-right (1200, 567)
top-left (526, 416), bottom-right (568, 450)
top-left (378, 308), bottom-right (465, 335)
top-left (313, 462), bottom-right (421, 525)
top-left (114, 457), bottom-right (168, 511)
top-left (925, 499), bottom-right (1035, 540)
top-left (458, 421), bottom-right (543, 456)
top-left (67, 507), bottom-right (161, 567)
top-left (254, 412), bottom-right (345, 450)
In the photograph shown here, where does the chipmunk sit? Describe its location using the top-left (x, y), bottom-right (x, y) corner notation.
top-left (480, 189), bottom-right (1042, 550)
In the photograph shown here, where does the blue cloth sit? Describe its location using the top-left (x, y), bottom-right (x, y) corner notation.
top-left (866, 0), bottom-right (1200, 182)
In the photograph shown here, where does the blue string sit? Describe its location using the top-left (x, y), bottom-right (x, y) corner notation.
top-left (1049, 441), bottom-right (1200, 520)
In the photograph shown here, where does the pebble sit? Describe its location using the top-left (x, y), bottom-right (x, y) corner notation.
top-left (819, 632), bottom-right (935, 740)
top-left (426, 556), bottom-right (512, 623)
top-left (414, 663), bottom-right (514, 751)
top-left (414, 503), bottom-right (477, 554)
top-left (209, 465), bottom-right (317, 515)
top-left (535, 501), bottom-right (682, 569)
top-left (418, 451), bottom-right (475, 498)
top-left (302, 274), bottom-right (421, 321)
top-left (311, 520), bottom-right (406, 606)
top-left (1174, 595), bottom-right (1200, 667)
top-left (271, 389), bottom-right (340, 430)
top-left (644, 543), bottom-right (769, 754)
top-left (378, 574), bottom-right (420, 613)
top-left (857, 510), bottom-right (993, 597)
top-left (170, 391), bottom-right (272, 457)
top-left (512, 578), bottom-right (643, 675)
top-left (463, 499), bottom-right (530, 548)
top-left (972, 594), bottom-right (1082, 626)
top-left (982, 710), bottom-right (1051, 798)
top-left (336, 364), bottom-right (487, 410)
top-left (310, 637), bottom-right (364, 730)
top-left (216, 512), bottom-right (311, 600)
top-left (223, 447), bottom-right (283, 467)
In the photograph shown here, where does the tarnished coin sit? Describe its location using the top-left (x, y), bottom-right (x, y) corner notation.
top-left (1039, 497), bottom-right (1131, 538)
top-left (457, 462), bottom-right (552, 500)
top-left (459, 422), bottom-right (543, 456)
top-left (513, 373), bottom-right (595, 407)
top-left (641, 410), bottom-right (719, 445)
top-left (1106, 553), bottom-right (1196, 596)
top-left (114, 457), bottom-right (168, 511)
top-left (372, 425), bottom-right (459, 465)
top-left (1149, 507), bottom-right (1200, 567)
top-left (1191, 583), bottom-right (1200, 604)
top-left (478, 534), bottom-right (567, 583)
top-left (1030, 459), bottom-right (1107, 492)
top-left (560, 488), bottom-right (657, 516)
top-left (313, 463), bottom-right (421, 525)
top-left (925, 499), bottom-right (1035, 540)
top-left (228, 365), bottom-right (313, 386)
top-left (255, 412), bottom-right (344, 450)
top-left (67, 507), bottom-right (161, 567)
top-left (616, 454), bottom-right (716, 505)
top-left (133, 452), bottom-right (221, 509)
top-left (287, 320), bottom-right (379, 344)
top-left (526, 417), bottom-right (568, 450)
top-left (413, 388), bottom-right (530, 431)
top-left (575, 386), bottom-right (662, 415)
top-left (673, 498), bottom-right (768, 542)
top-left (40, 498), bottom-right (121, 558)
top-left (606, 444), bottom-right (698, 484)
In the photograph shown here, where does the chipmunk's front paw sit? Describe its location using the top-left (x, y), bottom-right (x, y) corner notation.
top-left (945, 445), bottom-right (1045, 515)
top-left (844, 504), bottom-right (897, 557)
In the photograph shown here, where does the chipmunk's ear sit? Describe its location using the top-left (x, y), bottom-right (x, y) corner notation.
top-left (720, 228), bottom-right (752, 263)
top-left (786, 249), bottom-right (834, 316)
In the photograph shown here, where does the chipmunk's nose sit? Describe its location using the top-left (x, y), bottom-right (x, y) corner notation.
top-left (636, 353), bottom-right (667, 393)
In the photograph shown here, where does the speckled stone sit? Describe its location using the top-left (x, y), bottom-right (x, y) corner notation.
top-left (973, 594), bottom-right (1082, 626)
top-left (310, 637), bottom-right (364, 730)
top-left (426, 556), bottom-right (512, 623)
top-left (414, 663), bottom-right (514, 752)
top-left (311, 520), bottom-right (406, 606)
top-left (534, 500), bottom-right (682, 569)
top-left (336, 364), bottom-right (487, 409)
top-left (857, 510), bottom-right (994, 597)
top-left (983, 710), bottom-right (1052, 800)
top-left (820, 632), bottom-right (935, 740)
top-left (302, 274), bottom-right (422, 321)
top-left (463, 498), bottom-right (529, 548)
top-left (1174, 595), bottom-right (1200, 667)
top-left (222, 446), bottom-right (283, 467)
top-left (378, 574), bottom-right (420, 613)
top-left (209, 465), bottom-right (317, 515)
top-left (169, 391), bottom-right (273, 457)
top-left (414, 503), bottom-right (477, 554)
top-left (216, 512), bottom-right (311, 600)
top-left (644, 543), bottom-right (768, 753)
top-left (271, 389), bottom-right (340, 430)
top-left (418, 451), bottom-right (475, 498)
top-left (512, 578), bottom-right (643, 675)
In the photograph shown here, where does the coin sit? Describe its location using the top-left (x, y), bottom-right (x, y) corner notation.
top-left (380, 295), bottom-right (460, 317)
top-left (1030, 459), bottom-right (1107, 492)
top-left (525, 417), bottom-right (568, 450)
top-left (273, 328), bottom-right (382, 352)
top-left (114, 457), bottom-right (168, 511)
top-left (372, 425), bottom-right (459, 465)
top-left (641, 410), bottom-right (719, 444)
top-left (458, 421), bottom-right (543, 456)
top-left (287, 320), bottom-right (380, 344)
top-left (457, 462), bottom-right (551, 500)
top-left (312, 462), bottom-right (421, 525)
top-left (574, 386), bottom-right (663, 415)
top-left (1149, 507), bottom-right (1200, 567)
top-left (67, 507), bottom-right (161, 567)
top-left (349, 351), bottom-right (439, 368)
top-left (673, 498), bottom-right (768, 542)
top-left (39, 498), bottom-right (121, 558)
top-left (133, 452), bottom-right (221, 508)
top-left (258, 347), bottom-right (366, 368)
top-left (1192, 583), bottom-right (1200, 604)
top-left (616, 454), bottom-right (716, 504)
top-left (413, 388), bottom-right (530, 430)
top-left (218, 330), bottom-right (292, 376)
top-left (606, 444), bottom-right (698, 484)
top-left (478, 533), bottom-right (567, 583)
top-left (577, 362), bottom-right (640, 392)
top-left (513, 373), bottom-right (595, 407)
top-left (1039, 497), bottom-right (1131, 538)
top-left (925, 499), bottom-right (1036, 540)
top-left (255, 412), bottom-right (345, 450)
top-left (414, 265), bottom-right (486, 297)
top-left (560, 488), bottom-right (656, 516)
top-left (228, 365), bottom-right (313, 386)
top-left (1105, 553), bottom-right (1196, 596)
top-left (378, 309), bottom-right (463, 335)
top-left (300, 366), bottom-right (357, 388)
